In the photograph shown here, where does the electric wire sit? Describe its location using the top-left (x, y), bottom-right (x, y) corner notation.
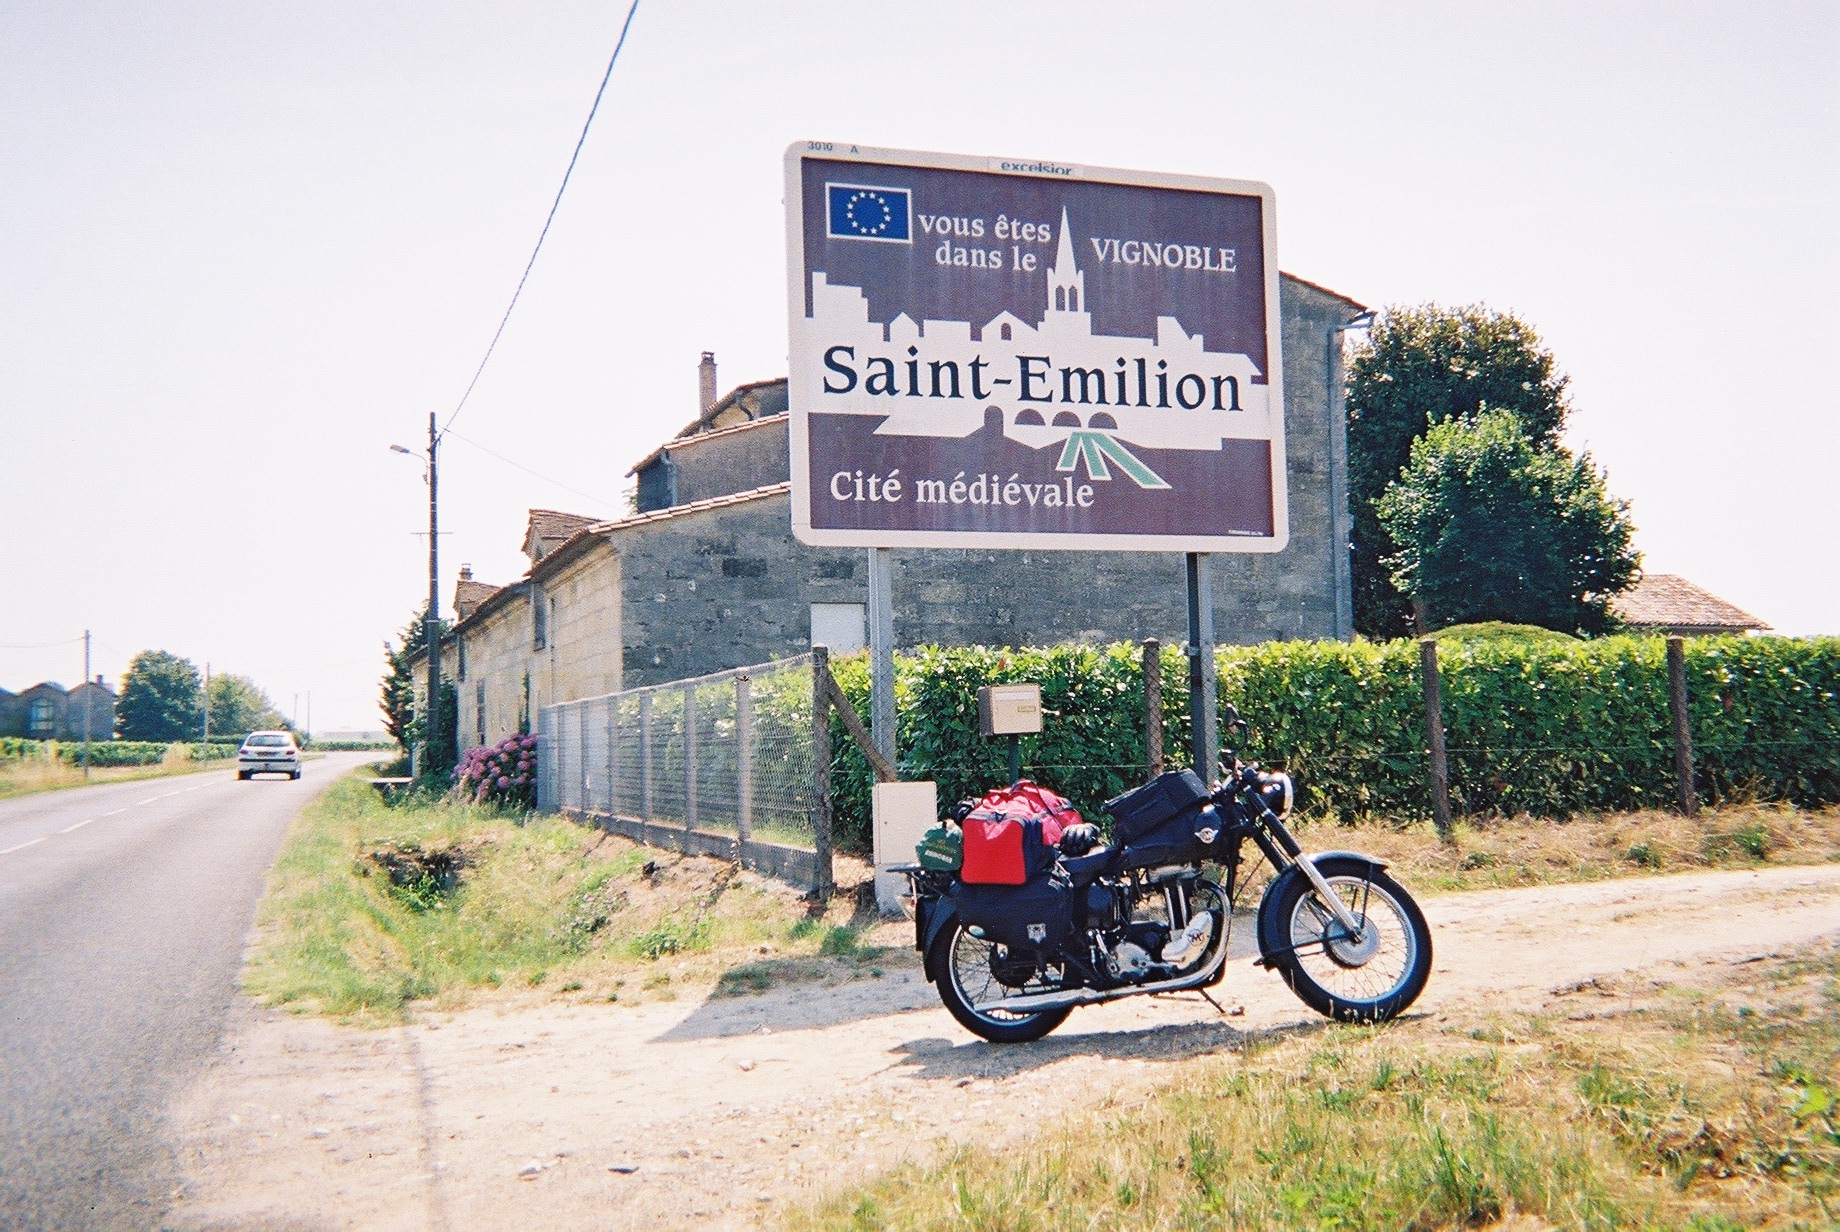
top-left (440, 0), bottom-right (643, 438)
top-left (444, 429), bottom-right (617, 511)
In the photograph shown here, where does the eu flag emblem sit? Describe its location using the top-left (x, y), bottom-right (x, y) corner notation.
top-left (825, 183), bottom-right (911, 243)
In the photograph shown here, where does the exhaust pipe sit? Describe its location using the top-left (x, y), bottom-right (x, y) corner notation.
top-left (981, 934), bottom-right (1231, 1013)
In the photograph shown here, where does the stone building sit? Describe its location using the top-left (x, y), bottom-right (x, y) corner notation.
top-left (0, 678), bottom-right (117, 741)
top-left (1611, 575), bottom-right (1769, 637)
top-left (414, 273), bottom-right (1368, 753)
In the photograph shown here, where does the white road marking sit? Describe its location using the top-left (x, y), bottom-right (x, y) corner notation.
top-left (137, 797), bottom-right (162, 805)
top-left (1, 837), bottom-right (47, 855)
top-left (60, 819), bottom-right (94, 834)
top-left (102, 808), bottom-right (127, 816)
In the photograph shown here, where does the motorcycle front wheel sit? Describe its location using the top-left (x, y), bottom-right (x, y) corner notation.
top-left (1266, 856), bottom-right (1432, 1023)
top-left (928, 922), bottom-right (1072, 1043)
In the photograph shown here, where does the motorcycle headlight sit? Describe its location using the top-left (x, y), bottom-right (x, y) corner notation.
top-left (1259, 772), bottom-right (1294, 816)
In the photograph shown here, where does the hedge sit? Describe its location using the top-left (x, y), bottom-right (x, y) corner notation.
top-left (821, 634), bottom-right (1839, 847)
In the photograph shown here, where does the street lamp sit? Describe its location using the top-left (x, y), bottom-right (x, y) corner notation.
top-left (391, 414), bottom-right (441, 780)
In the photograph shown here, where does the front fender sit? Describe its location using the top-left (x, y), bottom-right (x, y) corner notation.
top-left (917, 894), bottom-right (958, 984)
top-left (1254, 851), bottom-right (1388, 967)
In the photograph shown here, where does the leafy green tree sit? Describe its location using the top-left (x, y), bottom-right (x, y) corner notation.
top-left (117, 650), bottom-right (202, 741)
top-left (206, 674), bottom-right (286, 739)
top-left (1347, 304), bottom-right (1572, 636)
top-left (1375, 410), bottom-right (1640, 636)
top-left (380, 613), bottom-right (422, 754)
top-left (380, 607), bottom-right (454, 780)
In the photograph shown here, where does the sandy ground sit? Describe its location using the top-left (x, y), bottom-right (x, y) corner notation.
top-left (165, 863), bottom-right (1840, 1232)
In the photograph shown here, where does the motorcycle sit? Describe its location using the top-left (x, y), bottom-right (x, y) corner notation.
top-left (899, 707), bottom-right (1433, 1043)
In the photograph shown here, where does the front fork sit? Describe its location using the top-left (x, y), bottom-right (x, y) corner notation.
top-left (1240, 802), bottom-right (1366, 936)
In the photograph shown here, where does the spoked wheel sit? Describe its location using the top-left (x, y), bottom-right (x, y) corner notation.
top-left (1262, 856), bottom-right (1432, 1023)
top-left (927, 922), bottom-right (1071, 1043)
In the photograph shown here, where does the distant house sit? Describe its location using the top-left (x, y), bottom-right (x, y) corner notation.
top-left (1612, 575), bottom-right (1769, 637)
top-left (411, 268), bottom-right (1372, 755)
top-left (0, 678), bottom-right (118, 740)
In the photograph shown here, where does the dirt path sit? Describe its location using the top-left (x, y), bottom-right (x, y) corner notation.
top-left (166, 864), bottom-right (1840, 1232)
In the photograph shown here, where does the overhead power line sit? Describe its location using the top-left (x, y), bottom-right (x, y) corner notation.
top-left (444, 429), bottom-right (617, 511)
top-left (442, 0), bottom-right (644, 437)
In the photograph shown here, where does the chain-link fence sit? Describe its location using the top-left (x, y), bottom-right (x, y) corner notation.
top-left (538, 655), bottom-right (830, 893)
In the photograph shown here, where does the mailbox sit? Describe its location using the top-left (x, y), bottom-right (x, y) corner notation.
top-left (977, 684), bottom-right (1042, 737)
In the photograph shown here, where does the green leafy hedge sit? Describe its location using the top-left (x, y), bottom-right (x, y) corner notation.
top-left (820, 634), bottom-right (1839, 848)
top-left (1, 736), bottom-right (49, 762)
top-left (56, 740), bottom-right (173, 767)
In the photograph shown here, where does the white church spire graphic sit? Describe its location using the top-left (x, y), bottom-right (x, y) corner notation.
top-left (798, 208), bottom-right (1272, 489)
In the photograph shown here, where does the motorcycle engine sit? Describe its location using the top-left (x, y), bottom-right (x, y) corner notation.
top-left (1108, 941), bottom-right (1153, 980)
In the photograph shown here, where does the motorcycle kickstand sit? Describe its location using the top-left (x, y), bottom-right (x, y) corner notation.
top-left (1196, 986), bottom-right (1228, 1015)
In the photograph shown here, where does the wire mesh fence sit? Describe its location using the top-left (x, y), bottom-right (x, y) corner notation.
top-left (538, 656), bottom-right (826, 891)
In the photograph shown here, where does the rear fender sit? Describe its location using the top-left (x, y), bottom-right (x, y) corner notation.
top-left (917, 895), bottom-right (958, 984)
top-left (1254, 851), bottom-right (1388, 966)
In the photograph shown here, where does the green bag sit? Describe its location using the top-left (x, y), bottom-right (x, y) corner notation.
top-left (916, 824), bottom-right (962, 871)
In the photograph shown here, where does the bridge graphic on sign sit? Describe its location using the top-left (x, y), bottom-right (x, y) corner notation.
top-left (803, 210), bottom-right (1273, 489)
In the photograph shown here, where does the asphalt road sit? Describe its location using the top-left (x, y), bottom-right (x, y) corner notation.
top-left (0, 752), bottom-right (373, 1231)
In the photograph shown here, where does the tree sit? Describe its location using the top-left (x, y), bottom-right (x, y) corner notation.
top-left (206, 674), bottom-right (286, 739)
top-left (1346, 304), bottom-right (1573, 636)
top-left (117, 650), bottom-right (202, 741)
top-left (380, 607), bottom-right (454, 781)
top-left (1375, 410), bottom-right (1640, 636)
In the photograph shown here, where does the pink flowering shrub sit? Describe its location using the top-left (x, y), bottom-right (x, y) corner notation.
top-left (455, 734), bottom-right (538, 809)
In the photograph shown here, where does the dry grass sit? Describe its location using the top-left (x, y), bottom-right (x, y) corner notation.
top-left (794, 944), bottom-right (1840, 1231)
top-left (0, 746), bottom-right (227, 798)
top-left (1293, 802), bottom-right (1840, 896)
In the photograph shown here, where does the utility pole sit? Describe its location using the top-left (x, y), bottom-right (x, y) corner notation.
top-left (424, 411), bottom-right (442, 783)
top-left (202, 661), bottom-right (210, 743)
top-left (81, 629), bottom-right (92, 780)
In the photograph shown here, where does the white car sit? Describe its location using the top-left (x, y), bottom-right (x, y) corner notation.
top-left (237, 731), bottom-right (301, 780)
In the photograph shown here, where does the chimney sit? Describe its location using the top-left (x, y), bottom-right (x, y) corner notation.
top-left (698, 351), bottom-right (718, 414)
top-left (459, 563), bottom-right (473, 581)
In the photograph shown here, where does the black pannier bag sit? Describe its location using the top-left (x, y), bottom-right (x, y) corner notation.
top-left (1104, 769), bottom-right (1210, 844)
top-left (953, 876), bottom-right (1074, 955)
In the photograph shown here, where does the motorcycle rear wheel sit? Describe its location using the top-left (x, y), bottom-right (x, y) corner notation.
top-left (928, 922), bottom-right (1071, 1043)
top-left (1266, 856), bottom-right (1432, 1023)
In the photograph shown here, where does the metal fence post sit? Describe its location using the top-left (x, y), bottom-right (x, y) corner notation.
top-left (1419, 637), bottom-right (1454, 841)
top-left (1142, 637), bottom-right (1163, 778)
top-left (736, 673), bottom-right (754, 846)
top-left (684, 684), bottom-right (698, 836)
top-left (577, 703), bottom-right (589, 813)
top-left (610, 698), bottom-right (625, 816)
top-left (1667, 635), bottom-right (1698, 817)
top-left (639, 691), bottom-right (653, 830)
top-left (810, 647), bottom-right (834, 900)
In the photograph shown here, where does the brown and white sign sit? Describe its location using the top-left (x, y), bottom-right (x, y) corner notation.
top-left (785, 142), bottom-right (1286, 552)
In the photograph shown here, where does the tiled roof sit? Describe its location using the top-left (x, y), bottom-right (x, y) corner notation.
top-left (627, 412), bottom-right (786, 477)
top-left (600, 482), bottom-right (790, 532)
top-left (454, 578), bottom-right (500, 618)
top-left (1612, 575), bottom-right (1768, 633)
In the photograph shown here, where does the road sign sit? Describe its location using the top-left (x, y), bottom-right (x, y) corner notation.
top-left (785, 142), bottom-right (1286, 552)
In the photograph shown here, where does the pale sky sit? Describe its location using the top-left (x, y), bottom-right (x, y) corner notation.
top-left (3, 1), bottom-right (1835, 732)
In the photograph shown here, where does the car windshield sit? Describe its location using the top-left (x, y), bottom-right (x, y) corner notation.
top-left (247, 734), bottom-right (292, 747)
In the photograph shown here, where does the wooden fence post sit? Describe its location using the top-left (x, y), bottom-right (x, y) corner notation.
top-left (735, 673), bottom-right (754, 845)
top-left (1667, 636), bottom-right (1698, 817)
top-left (1142, 638), bottom-right (1164, 778)
top-left (810, 646), bottom-right (835, 900)
top-left (1419, 637), bottom-right (1454, 841)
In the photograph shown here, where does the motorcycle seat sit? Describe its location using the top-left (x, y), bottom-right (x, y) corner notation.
top-left (1059, 847), bottom-right (1121, 887)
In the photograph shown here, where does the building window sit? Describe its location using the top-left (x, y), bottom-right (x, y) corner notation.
top-left (28, 696), bottom-right (56, 737)
top-left (532, 586), bottom-right (547, 649)
top-left (810, 603), bottom-right (867, 654)
top-left (1000, 322), bottom-right (1012, 341)
top-left (457, 635), bottom-right (467, 681)
top-left (475, 681), bottom-right (486, 742)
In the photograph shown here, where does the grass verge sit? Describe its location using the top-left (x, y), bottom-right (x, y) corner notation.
top-left (243, 773), bottom-right (894, 1024)
top-left (793, 944), bottom-right (1840, 1231)
top-left (0, 749), bottom-right (233, 799)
